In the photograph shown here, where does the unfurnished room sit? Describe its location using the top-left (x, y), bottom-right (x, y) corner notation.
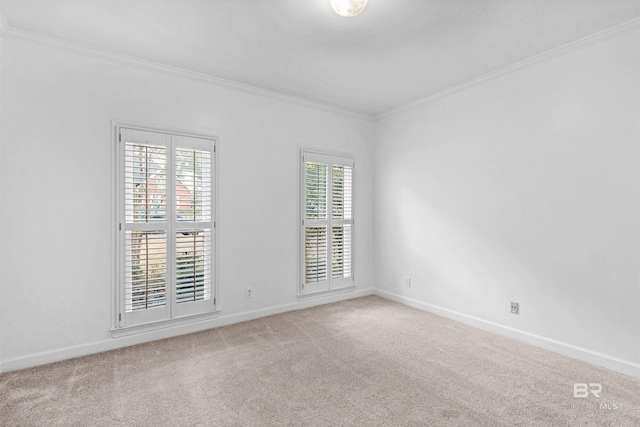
top-left (0, 0), bottom-right (639, 425)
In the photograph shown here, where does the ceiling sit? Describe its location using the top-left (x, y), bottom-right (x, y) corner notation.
top-left (2, 0), bottom-right (640, 117)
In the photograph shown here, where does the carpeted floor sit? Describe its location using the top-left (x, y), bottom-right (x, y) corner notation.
top-left (1, 295), bottom-right (639, 426)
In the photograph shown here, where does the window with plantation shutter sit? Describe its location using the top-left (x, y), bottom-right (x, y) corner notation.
top-left (116, 125), bottom-right (216, 329)
top-left (301, 151), bottom-right (354, 295)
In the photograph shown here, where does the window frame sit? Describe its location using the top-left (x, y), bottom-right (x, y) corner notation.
top-left (299, 149), bottom-right (355, 297)
top-left (112, 123), bottom-right (218, 334)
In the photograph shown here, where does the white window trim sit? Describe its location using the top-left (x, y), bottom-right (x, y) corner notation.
top-left (111, 122), bottom-right (219, 335)
top-left (299, 149), bottom-right (355, 298)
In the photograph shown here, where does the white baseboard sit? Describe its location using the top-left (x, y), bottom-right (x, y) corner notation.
top-left (374, 289), bottom-right (640, 379)
top-left (7, 287), bottom-right (637, 379)
top-left (1, 288), bottom-right (375, 373)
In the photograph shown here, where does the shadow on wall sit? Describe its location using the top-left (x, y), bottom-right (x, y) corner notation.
top-left (393, 184), bottom-right (639, 362)
top-left (395, 186), bottom-right (568, 325)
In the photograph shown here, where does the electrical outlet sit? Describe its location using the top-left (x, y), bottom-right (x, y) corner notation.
top-left (246, 287), bottom-right (253, 299)
top-left (404, 277), bottom-right (411, 287)
top-left (510, 302), bottom-right (519, 314)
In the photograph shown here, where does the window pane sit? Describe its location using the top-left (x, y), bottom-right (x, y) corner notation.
top-left (176, 148), bottom-right (212, 222)
top-left (332, 224), bottom-right (352, 279)
top-left (305, 226), bottom-right (327, 283)
top-left (125, 231), bottom-right (167, 311)
top-left (305, 162), bottom-right (328, 220)
top-left (332, 165), bottom-right (352, 220)
top-left (176, 228), bottom-right (212, 304)
top-left (125, 143), bottom-right (166, 223)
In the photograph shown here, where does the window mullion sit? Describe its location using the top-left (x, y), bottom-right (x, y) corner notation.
top-left (167, 135), bottom-right (177, 319)
top-left (327, 158), bottom-right (334, 290)
top-left (117, 134), bottom-right (125, 327)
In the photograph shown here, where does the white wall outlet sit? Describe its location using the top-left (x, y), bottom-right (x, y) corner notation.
top-left (404, 277), bottom-right (411, 287)
top-left (510, 301), bottom-right (519, 314)
top-left (246, 287), bottom-right (253, 299)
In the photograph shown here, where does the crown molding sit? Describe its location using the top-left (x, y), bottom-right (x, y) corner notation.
top-left (1, 15), bottom-right (638, 122)
top-left (0, 25), bottom-right (373, 121)
top-left (376, 17), bottom-right (640, 121)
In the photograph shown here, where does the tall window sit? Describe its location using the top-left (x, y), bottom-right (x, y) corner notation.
top-left (116, 126), bottom-right (215, 328)
top-left (301, 151), bottom-right (354, 295)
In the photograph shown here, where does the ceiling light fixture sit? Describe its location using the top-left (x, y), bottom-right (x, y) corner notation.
top-left (329, 0), bottom-right (368, 17)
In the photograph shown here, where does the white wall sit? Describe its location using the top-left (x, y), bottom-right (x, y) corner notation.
top-left (2, 22), bottom-right (639, 377)
top-left (374, 27), bottom-right (640, 373)
top-left (0, 36), bottom-right (374, 369)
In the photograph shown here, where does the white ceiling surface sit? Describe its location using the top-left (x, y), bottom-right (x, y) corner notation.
top-left (2, 0), bottom-right (640, 116)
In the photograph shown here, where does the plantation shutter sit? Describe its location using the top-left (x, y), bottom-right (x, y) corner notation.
top-left (173, 135), bottom-right (215, 318)
top-left (118, 126), bottom-right (215, 328)
top-left (301, 151), bottom-right (354, 295)
top-left (121, 129), bottom-right (171, 325)
top-left (331, 157), bottom-right (353, 282)
top-left (304, 154), bottom-right (328, 292)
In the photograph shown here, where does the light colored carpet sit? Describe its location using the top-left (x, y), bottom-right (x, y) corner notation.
top-left (1, 295), bottom-right (639, 426)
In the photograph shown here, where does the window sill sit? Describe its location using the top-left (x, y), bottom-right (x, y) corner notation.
top-left (297, 285), bottom-right (356, 301)
top-left (111, 309), bottom-right (221, 338)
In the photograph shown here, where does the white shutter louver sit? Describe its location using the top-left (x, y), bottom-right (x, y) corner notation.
top-left (305, 226), bottom-right (328, 283)
top-left (175, 145), bottom-right (213, 309)
top-left (176, 229), bottom-right (212, 303)
top-left (332, 224), bottom-right (352, 279)
top-left (124, 140), bottom-right (168, 313)
top-left (305, 162), bottom-right (328, 220)
top-left (125, 143), bottom-right (166, 223)
top-left (331, 164), bottom-right (352, 280)
top-left (332, 165), bottom-right (352, 220)
top-left (125, 230), bottom-right (167, 311)
top-left (176, 148), bottom-right (212, 222)
top-left (304, 159), bottom-right (328, 285)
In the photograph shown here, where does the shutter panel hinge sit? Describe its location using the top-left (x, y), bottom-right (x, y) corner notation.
top-left (118, 313), bottom-right (121, 321)
top-left (119, 133), bottom-right (121, 142)
top-left (119, 223), bottom-right (122, 231)
top-left (214, 221), bottom-right (216, 228)
top-left (213, 145), bottom-right (216, 153)
top-left (214, 297), bottom-right (216, 305)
